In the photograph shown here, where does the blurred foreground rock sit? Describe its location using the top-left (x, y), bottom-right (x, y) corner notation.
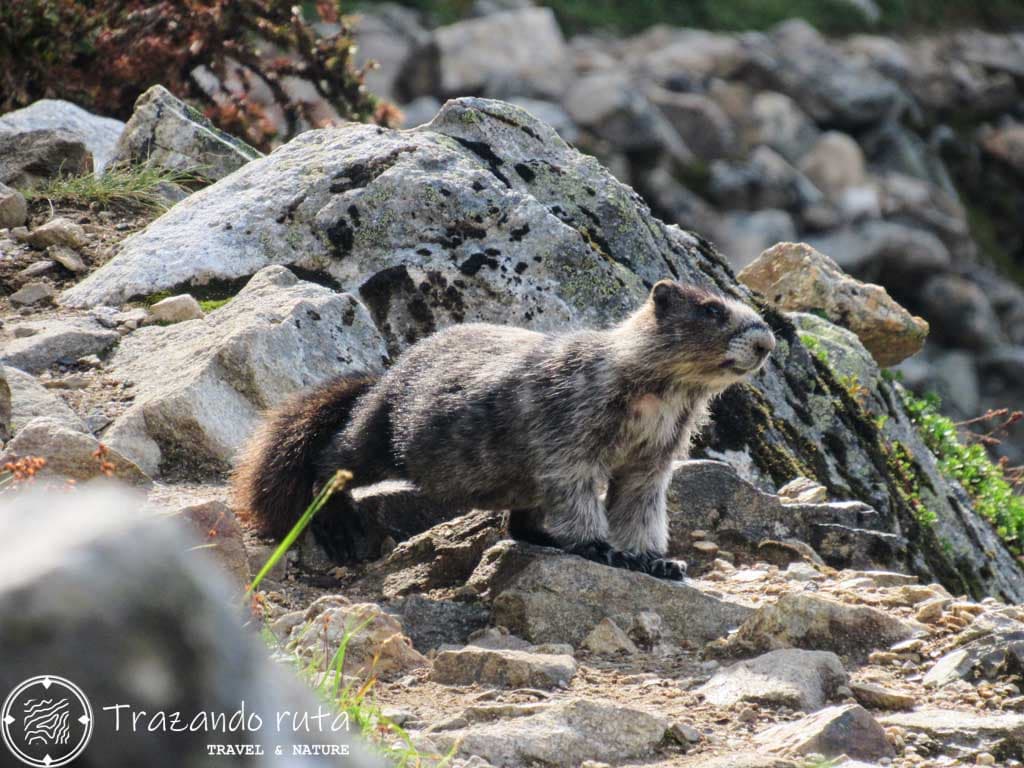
top-left (0, 487), bottom-right (381, 767)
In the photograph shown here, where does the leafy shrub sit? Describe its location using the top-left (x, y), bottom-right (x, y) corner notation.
top-left (0, 1), bottom-right (395, 150)
top-left (903, 390), bottom-right (1024, 554)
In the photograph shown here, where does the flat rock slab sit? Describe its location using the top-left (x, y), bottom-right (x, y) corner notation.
top-left (3, 365), bottom-right (86, 434)
top-left (879, 709), bottom-right (1024, 758)
top-left (755, 703), bottom-right (894, 762)
top-left (849, 681), bottom-right (916, 710)
top-left (712, 592), bottom-right (921, 662)
top-left (680, 754), bottom-right (798, 768)
top-left (923, 625), bottom-right (1024, 688)
top-left (698, 648), bottom-right (848, 711)
top-left (0, 318), bottom-right (119, 374)
top-left (428, 698), bottom-right (667, 767)
top-left (429, 647), bottom-right (576, 689)
top-left (473, 541), bottom-right (753, 648)
top-left (666, 460), bottom-right (902, 570)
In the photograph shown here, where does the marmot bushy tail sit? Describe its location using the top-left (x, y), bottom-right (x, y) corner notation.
top-left (233, 280), bottom-right (776, 580)
top-left (233, 376), bottom-right (376, 539)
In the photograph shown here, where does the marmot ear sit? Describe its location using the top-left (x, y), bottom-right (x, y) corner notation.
top-left (651, 280), bottom-right (677, 314)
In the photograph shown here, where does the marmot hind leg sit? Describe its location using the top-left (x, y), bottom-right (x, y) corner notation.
top-left (308, 491), bottom-right (393, 563)
top-left (508, 507), bottom-right (562, 548)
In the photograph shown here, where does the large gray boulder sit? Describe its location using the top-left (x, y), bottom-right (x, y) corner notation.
top-left (109, 85), bottom-right (262, 181)
top-left (103, 265), bottom-right (387, 476)
top-left (0, 99), bottom-right (124, 173)
top-left (0, 486), bottom-right (382, 767)
top-left (57, 96), bottom-right (1024, 601)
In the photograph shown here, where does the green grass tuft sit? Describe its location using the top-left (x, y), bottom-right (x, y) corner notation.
top-left (21, 163), bottom-right (195, 212)
top-left (199, 298), bottom-right (231, 312)
top-left (249, 470), bottom-right (454, 766)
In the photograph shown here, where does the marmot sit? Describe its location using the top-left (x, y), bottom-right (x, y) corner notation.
top-left (233, 279), bottom-right (775, 580)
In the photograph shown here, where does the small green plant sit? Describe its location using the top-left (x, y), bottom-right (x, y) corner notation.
top-left (246, 469), bottom-right (353, 596)
top-left (885, 439), bottom-right (937, 527)
top-left (248, 470), bottom-right (452, 766)
top-left (798, 332), bottom-right (830, 366)
top-left (837, 372), bottom-right (868, 405)
top-left (903, 390), bottom-right (1024, 553)
top-left (199, 298), bottom-right (231, 313)
top-left (22, 164), bottom-right (194, 212)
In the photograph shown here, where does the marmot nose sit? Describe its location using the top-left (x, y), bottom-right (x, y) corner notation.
top-left (751, 327), bottom-right (776, 359)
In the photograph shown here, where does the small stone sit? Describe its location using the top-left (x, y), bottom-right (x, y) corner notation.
top-left (738, 706), bottom-right (758, 723)
top-left (10, 281), bottom-right (56, 307)
top-left (0, 182), bottom-right (28, 229)
top-left (178, 500), bottom-right (251, 585)
top-left (582, 618), bottom-right (638, 656)
top-left (693, 540), bottom-right (720, 557)
top-left (429, 647), bottom-right (576, 690)
top-left (629, 611), bottom-right (665, 650)
top-left (667, 721), bottom-right (701, 744)
top-left (713, 593), bottom-right (919, 662)
top-left (0, 416), bottom-right (150, 486)
top-left (785, 562), bottom-right (825, 582)
top-left (698, 649), bottom-right (848, 712)
top-left (84, 412), bottom-right (112, 433)
top-left (777, 476), bottom-right (828, 504)
top-left (915, 597), bottom-right (952, 623)
top-left (24, 217), bottom-right (87, 250)
top-left (755, 703), bottom-right (894, 761)
top-left (978, 752), bottom-right (996, 765)
top-left (48, 244), bottom-right (87, 273)
top-left (849, 682), bottom-right (916, 710)
top-left (17, 260), bottom-right (57, 280)
top-left (147, 294), bottom-right (205, 324)
top-left (738, 241), bottom-right (928, 366)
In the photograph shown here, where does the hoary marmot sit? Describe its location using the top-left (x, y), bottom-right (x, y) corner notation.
top-left (233, 279), bottom-right (776, 580)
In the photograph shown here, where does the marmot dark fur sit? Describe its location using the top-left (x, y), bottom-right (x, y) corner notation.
top-left (233, 279), bottom-right (775, 580)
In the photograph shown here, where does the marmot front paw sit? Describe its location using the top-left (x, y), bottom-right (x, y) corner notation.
top-left (568, 541), bottom-right (686, 581)
top-left (643, 555), bottom-right (687, 581)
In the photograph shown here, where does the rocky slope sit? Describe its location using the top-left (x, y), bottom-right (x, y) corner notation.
top-left (1, 33), bottom-right (1024, 767)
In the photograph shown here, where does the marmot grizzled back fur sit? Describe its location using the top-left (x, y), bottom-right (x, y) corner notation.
top-left (233, 279), bottom-right (776, 580)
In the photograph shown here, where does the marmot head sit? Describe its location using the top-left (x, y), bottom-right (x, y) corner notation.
top-left (643, 279), bottom-right (776, 389)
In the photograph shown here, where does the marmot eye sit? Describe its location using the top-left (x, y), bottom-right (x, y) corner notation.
top-left (702, 302), bottom-right (727, 323)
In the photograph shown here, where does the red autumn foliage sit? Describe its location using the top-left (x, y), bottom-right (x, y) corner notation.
top-left (0, 0), bottom-right (394, 150)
